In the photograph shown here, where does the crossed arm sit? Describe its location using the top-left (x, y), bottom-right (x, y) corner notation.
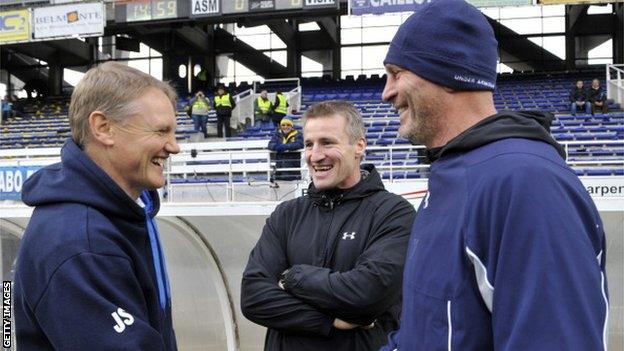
top-left (240, 200), bottom-right (414, 333)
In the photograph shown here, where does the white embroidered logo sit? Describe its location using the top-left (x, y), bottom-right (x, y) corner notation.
top-left (423, 191), bottom-right (431, 209)
top-left (342, 232), bottom-right (356, 240)
top-left (112, 307), bottom-right (135, 333)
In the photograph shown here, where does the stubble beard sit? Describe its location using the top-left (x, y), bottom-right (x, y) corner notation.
top-left (400, 93), bottom-right (441, 147)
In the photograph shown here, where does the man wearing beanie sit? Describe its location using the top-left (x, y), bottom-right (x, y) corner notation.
top-left (267, 117), bottom-right (303, 180)
top-left (380, 0), bottom-right (608, 350)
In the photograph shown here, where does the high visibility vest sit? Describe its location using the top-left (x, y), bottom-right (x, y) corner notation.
top-left (257, 97), bottom-right (271, 114)
top-left (197, 69), bottom-right (208, 81)
top-left (192, 98), bottom-right (209, 115)
top-left (214, 94), bottom-right (232, 108)
top-left (275, 94), bottom-right (287, 114)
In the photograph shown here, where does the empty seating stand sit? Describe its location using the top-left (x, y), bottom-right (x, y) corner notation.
top-left (2, 74), bottom-right (623, 180)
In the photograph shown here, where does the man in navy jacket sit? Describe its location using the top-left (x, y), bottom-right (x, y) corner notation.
top-left (267, 117), bottom-right (303, 180)
top-left (380, 0), bottom-right (609, 350)
top-left (241, 101), bottom-right (415, 350)
top-left (14, 62), bottom-right (180, 350)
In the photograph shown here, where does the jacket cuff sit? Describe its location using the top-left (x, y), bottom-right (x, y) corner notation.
top-left (282, 265), bottom-right (304, 291)
top-left (319, 314), bottom-right (335, 337)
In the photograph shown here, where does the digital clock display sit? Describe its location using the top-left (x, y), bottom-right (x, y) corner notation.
top-left (126, 0), bottom-right (177, 22)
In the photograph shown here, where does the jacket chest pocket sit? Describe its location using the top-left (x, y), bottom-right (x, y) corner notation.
top-left (401, 221), bottom-right (463, 350)
top-left (403, 229), bottom-right (495, 350)
top-left (402, 288), bottom-right (452, 351)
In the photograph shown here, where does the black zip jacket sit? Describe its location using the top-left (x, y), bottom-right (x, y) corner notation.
top-left (569, 87), bottom-right (588, 102)
top-left (241, 164), bottom-right (415, 351)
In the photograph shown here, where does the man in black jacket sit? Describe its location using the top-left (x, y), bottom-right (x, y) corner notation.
top-left (241, 101), bottom-right (415, 351)
top-left (569, 80), bottom-right (591, 115)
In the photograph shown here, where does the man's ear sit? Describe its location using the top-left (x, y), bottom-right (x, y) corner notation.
top-left (88, 111), bottom-right (115, 146)
top-left (355, 137), bottom-right (366, 159)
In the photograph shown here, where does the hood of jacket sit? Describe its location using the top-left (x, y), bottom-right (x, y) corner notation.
top-left (22, 139), bottom-right (160, 221)
top-left (426, 110), bottom-right (565, 163)
top-left (307, 164), bottom-right (385, 210)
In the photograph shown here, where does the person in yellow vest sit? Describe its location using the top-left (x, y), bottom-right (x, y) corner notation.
top-left (188, 90), bottom-right (210, 138)
top-left (213, 86), bottom-right (236, 138)
top-left (271, 91), bottom-right (289, 127)
top-left (254, 90), bottom-right (272, 125)
top-left (267, 117), bottom-right (303, 180)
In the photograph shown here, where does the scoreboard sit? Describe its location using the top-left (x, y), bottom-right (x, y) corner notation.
top-left (126, 0), bottom-right (177, 22)
top-left (114, 0), bottom-right (338, 23)
top-left (115, 0), bottom-right (187, 22)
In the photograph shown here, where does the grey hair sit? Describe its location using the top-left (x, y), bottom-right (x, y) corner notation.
top-left (69, 61), bottom-right (177, 147)
top-left (302, 100), bottom-right (365, 144)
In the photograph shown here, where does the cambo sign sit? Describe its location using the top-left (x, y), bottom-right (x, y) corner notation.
top-left (0, 167), bottom-right (40, 200)
top-left (33, 2), bottom-right (104, 40)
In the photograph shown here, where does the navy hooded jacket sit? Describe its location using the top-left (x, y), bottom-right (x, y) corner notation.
top-left (14, 139), bottom-right (177, 350)
top-left (382, 112), bottom-right (608, 350)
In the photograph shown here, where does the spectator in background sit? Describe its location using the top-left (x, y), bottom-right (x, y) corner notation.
top-left (14, 62), bottom-right (179, 350)
top-left (588, 78), bottom-right (608, 115)
top-left (11, 94), bottom-right (22, 117)
top-left (570, 79), bottom-right (591, 115)
top-left (184, 94), bottom-right (193, 117)
top-left (189, 90), bottom-right (210, 138)
top-left (242, 101), bottom-right (415, 351)
top-left (254, 89), bottom-right (272, 125)
top-left (213, 86), bottom-right (236, 138)
top-left (380, 0), bottom-right (608, 350)
top-left (271, 91), bottom-right (289, 126)
top-left (267, 117), bottom-right (303, 180)
top-left (1, 95), bottom-right (13, 123)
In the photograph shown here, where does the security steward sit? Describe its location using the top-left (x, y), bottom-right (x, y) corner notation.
top-left (213, 86), bottom-right (236, 138)
top-left (255, 90), bottom-right (272, 124)
top-left (271, 91), bottom-right (289, 126)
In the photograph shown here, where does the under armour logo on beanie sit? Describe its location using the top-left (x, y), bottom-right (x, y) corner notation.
top-left (384, 0), bottom-right (498, 91)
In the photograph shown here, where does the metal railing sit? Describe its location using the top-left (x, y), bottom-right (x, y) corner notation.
top-left (1, 139), bottom-right (622, 202)
top-left (165, 139), bottom-right (624, 195)
top-left (164, 140), bottom-right (271, 201)
top-left (606, 64), bottom-right (624, 106)
top-left (231, 89), bottom-right (254, 129)
top-left (245, 78), bottom-right (302, 125)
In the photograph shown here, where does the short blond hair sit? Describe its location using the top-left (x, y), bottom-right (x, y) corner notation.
top-left (69, 61), bottom-right (177, 147)
top-left (303, 100), bottom-right (365, 144)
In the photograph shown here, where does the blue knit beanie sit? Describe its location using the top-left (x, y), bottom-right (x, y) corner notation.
top-left (384, 0), bottom-right (498, 91)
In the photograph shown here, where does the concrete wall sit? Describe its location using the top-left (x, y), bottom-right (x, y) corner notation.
top-left (1, 208), bottom-right (622, 350)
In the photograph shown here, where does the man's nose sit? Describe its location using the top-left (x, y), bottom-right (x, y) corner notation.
top-left (382, 76), bottom-right (397, 102)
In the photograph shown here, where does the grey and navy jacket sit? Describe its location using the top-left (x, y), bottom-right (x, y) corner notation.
top-left (15, 139), bottom-right (177, 350)
top-left (588, 87), bottom-right (607, 103)
top-left (241, 164), bottom-right (415, 351)
top-left (382, 111), bottom-right (608, 350)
